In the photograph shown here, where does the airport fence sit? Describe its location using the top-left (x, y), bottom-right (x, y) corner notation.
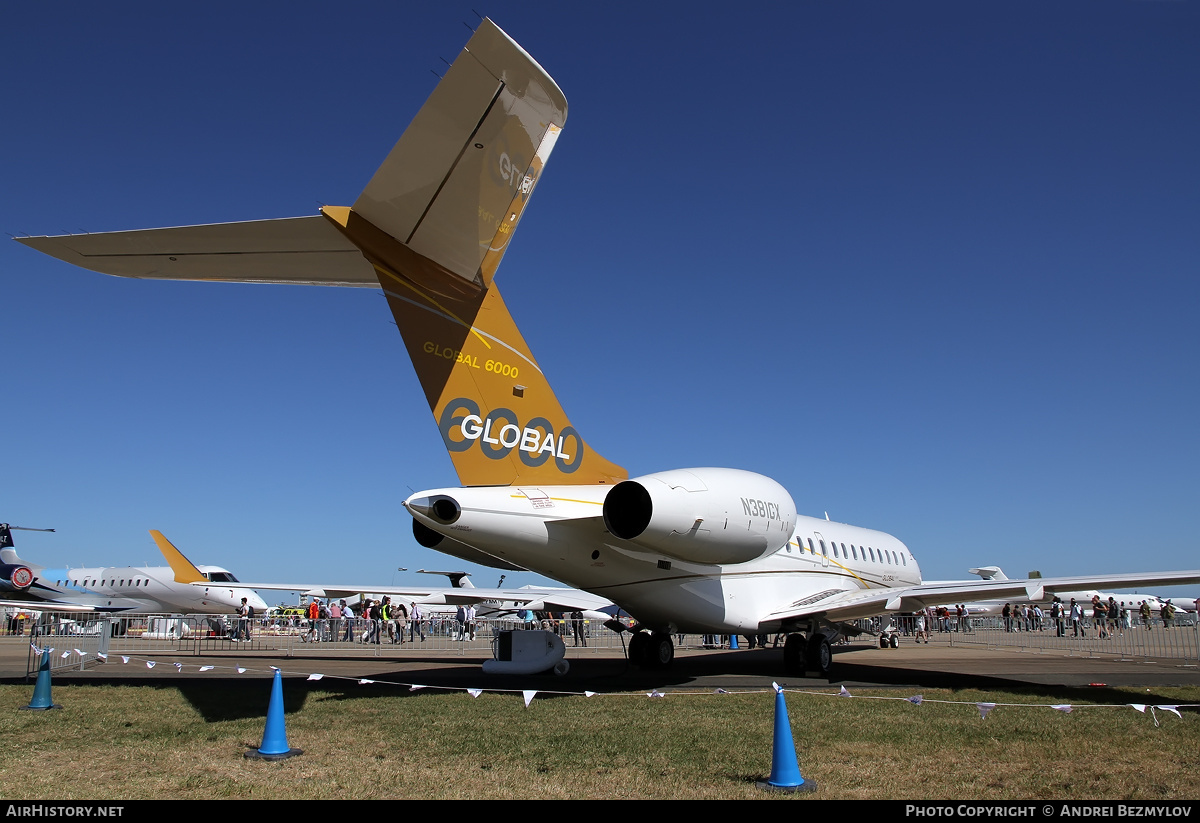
top-left (878, 613), bottom-right (1199, 663)
top-left (8, 612), bottom-right (632, 677)
top-left (7, 609), bottom-right (1197, 679)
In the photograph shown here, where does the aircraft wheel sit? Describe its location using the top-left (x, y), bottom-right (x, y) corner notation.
top-left (879, 635), bottom-right (889, 649)
top-left (783, 633), bottom-right (805, 675)
top-left (889, 634), bottom-right (899, 649)
top-left (806, 635), bottom-right (833, 678)
top-left (551, 659), bottom-right (570, 676)
top-left (628, 631), bottom-right (650, 665)
top-left (648, 632), bottom-right (674, 668)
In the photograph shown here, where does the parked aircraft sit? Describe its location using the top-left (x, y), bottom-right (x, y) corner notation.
top-left (0, 524), bottom-right (267, 615)
top-left (17, 20), bottom-right (1200, 674)
top-left (151, 532), bottom-right (614, 619)
top-left (955, 566), bottom-right (1181, 618)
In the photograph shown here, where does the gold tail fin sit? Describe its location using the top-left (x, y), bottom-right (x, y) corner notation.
top-left (149, 530), bottom-right (208, 584)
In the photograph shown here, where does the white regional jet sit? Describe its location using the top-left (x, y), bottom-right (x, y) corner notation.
top-left (0, 524), bottom-right (268, 615)
top-left (17, 20), bottom-right (1200, 675)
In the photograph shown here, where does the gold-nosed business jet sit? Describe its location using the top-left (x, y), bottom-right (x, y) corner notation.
top-left (0, 523), bottom-right (267, 615)
top-left (150, 532), bottom-right (615, 619)
top-left (18, 20), bottom-right (1200, 675)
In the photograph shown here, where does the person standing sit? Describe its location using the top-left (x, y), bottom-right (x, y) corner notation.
top-left (394, 600), bottom-right (408, 645)
top-left (1070, 598), bottom-right (1082, 637)
top-left (454, 605), bottom-right (467, 641)
top-left (340, 600), bottom-right (355, 642)
top-left (234, 597), bottom-right (251, 642)
top-left (1140, 600), bottom-right (1152, 630)
top-left (464, 603), bottom-right (477, 641)
top-left (570, 610), bottom-right (586, 647)
top-left (410, 602), bottom-right (425, 642)
top-left (1052, 598), bottom-right (1065, 637)
top-left (1093, 596), bottom-right (1108, 638)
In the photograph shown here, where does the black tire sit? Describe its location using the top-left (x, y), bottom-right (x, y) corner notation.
top-left (806, 635), bottom-right (833, 677)
top-left (889, 634), bottom-right (899, 649)
top-left (648, 632), bottom-right (674, 668)
top-left (879, 635), bottom-right (889, 649)
top-left (783, 633), bottom-right (804, 674)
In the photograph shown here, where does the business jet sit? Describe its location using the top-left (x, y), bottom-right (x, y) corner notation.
top-left (950, 566), bottom-right (1180, 618)
top-left (151, 533), bottom-right (614, 619)
top-left (17, 20), bottom-right (1200, 675)
top-left (0, 523), bottom-right (268, 615)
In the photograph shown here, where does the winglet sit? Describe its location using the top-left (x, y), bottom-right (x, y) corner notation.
top-left (149, 530), bottom-right (208, 584)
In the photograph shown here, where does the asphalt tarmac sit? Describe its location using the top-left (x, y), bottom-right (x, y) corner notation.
top-left (4, 635), bottom-right (1197, 695)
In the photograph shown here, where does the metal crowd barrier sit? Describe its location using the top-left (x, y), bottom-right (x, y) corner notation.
top-left (878, 613), bottom-right (1199, 663)
top-left (8, 609), bottom-right (1197, 678)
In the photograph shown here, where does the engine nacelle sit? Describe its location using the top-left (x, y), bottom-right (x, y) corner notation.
top-left (602, 468), bottom-right (796, 565)
top-left (0, 563), bottom-right (36, 592)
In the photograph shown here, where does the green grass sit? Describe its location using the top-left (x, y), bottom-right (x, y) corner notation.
top-left (1, 683), bottom-right (1197, 799)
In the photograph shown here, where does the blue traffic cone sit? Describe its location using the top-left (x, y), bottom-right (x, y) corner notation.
top-left (730, 635), bottom-right (739, 649)
top-left (22, 650), bottom-right (62, 711)
top-left (756, 687), bottom-right (816, 792)
top-left (244, 669), bottom-right (302, 760)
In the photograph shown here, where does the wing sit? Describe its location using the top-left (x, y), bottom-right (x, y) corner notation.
top-left (763, 569), bottom-right (1200, 625)
top-left (0, 597), bottom-right (97, 612)
top-left (226, 580), bottom-right (612, 612)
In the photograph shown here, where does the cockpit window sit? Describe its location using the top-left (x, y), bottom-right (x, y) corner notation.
top-left (203, 572), bottom-right (240, 583)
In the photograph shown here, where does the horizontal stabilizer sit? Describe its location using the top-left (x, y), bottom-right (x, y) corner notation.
top-left (17, 217), bottom-right (377, 286)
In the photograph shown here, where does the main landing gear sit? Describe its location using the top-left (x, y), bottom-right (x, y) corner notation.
top-left (627, 630), bottom-right (674, 669)
top-left (783, 632), bottom-right (833, 678)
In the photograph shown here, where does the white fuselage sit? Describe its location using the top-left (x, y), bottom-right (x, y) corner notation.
top-left (34, 564), bottom-right (268, 614)
top-left (405, 483), bottom-right (921, 635)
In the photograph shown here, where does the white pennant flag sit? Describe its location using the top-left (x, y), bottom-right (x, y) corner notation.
top-left (522, 690), bottom-right (537, 708)
top-left (1129, 704), bottom-right (1147, 713)
top-left (1157, 705), bottom-right (1181, 719)
top-left (307, 673), bottom-right (324, 681)
top-left (647, 689), bottom-right (665, 698)
top-left (121, 656), bottom-right (130, 664)
top-left (236, 667), bottom-right (247, 674)
top-left (1052, 704), bottom-right (1073, 713)
top-left (584, 691), bottom-right (596, 697)
top-left (838, 686), bottom-right (851, 697)
top-left (199, 666), bottom-right (214, 672)
top-left (409, 684), bottom-right (426, 691)
top-left (771, 681), bottom-right (783, 694)
top-left (30, 643), bottom-right (41, 655)
top-left (977, 702), bottom-right (996, 719)
top-left (358, 678), bottom-right (375, 685)
top-left (96, 653), bottom-right (107, 661)
top-left (173, 663), bottom-right (182, 672)
top-left (61, 651), bottom-right (70, 659)
top-left (270, 666), bottom-right (280, 672)
top-left (467, 689), bottom-right (483, 698)
top-left (145, 661), bottom-right (155, 668)
top-left (907, 695), bottom-right (923, 705)
top-left (714, 688), bottom-right (729, 694)
top-left (73, 649), bottom-right (85, 656)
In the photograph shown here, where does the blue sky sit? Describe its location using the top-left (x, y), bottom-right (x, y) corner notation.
top-left (3, 1), bottom-right (1197, 603)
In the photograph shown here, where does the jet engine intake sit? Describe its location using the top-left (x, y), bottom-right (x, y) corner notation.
top-left (602, 468), bottom-right (796, 565)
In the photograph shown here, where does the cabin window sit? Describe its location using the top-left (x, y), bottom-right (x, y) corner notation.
top-left (901, 553), bottom-right (907, 566)
top-left (806, 538), bottom-right (815, 554)
top-left (819, 540), bottom-right (827, 556)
